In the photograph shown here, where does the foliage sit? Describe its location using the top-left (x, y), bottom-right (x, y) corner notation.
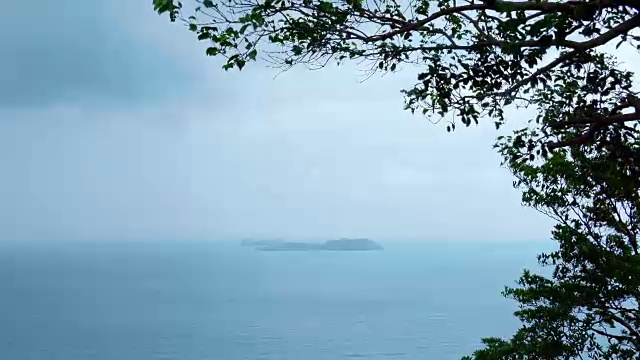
top-left (154, 0), bottom-right (640, 155)
top-left (461, 113), bottom-right (640, 359)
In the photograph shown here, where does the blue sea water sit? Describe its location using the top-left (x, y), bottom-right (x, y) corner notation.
top-left (0, 240), bottom-right (549, 360)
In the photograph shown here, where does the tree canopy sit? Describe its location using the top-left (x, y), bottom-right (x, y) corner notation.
top-left (459, 115), bottom-right (640, 359)
top-left (154, 0), bottom-right (640, 158)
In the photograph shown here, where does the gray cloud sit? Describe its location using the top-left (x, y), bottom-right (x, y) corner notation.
top-left (0, 0), bottom-right (557, 242)
top-left (0, 0), bottom-right (195, 108)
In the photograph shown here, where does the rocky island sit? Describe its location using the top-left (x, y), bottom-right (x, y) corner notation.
top-left (242, 238), bottom-right (383, 251)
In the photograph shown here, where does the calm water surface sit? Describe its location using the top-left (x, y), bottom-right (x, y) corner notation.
top-left (0, 240), bottom-right (549, 360)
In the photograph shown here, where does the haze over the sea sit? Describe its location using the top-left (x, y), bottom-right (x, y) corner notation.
top-left (0, 0), bottom-right (561, 244)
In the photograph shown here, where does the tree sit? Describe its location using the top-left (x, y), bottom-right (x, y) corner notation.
top-left (153, 0), bottom-right (640, 156)
top-left (460, 109), bottom-right (640, 359)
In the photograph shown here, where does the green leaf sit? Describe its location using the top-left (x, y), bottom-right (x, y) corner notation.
top-left (318, 1), bottom-right (333, 13)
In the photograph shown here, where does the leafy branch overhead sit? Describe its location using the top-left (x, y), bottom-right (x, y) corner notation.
top-left (154, 0), bottom-right (640, 158)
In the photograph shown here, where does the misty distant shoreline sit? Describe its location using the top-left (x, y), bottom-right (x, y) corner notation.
top-left (240, 238), bottom-right (383, 251)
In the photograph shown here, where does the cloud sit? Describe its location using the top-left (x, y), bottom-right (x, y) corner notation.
top-left (0, 0), bottom-right (195, 108)
top-left (0, 87), bottom-right (553, 242)
top-left (0, 0), bottom-right (556, 242)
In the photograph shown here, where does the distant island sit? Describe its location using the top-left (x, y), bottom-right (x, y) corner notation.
top-left (241, 238), bottom-right (383, 251)
top-left (240, 239), bottom-right (284, 247)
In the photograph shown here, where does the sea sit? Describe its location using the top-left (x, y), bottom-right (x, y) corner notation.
top-left (0, 240), bottom-right (552, 360)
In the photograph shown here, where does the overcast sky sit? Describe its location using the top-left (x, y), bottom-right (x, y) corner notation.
top-left (0, 0), bottom-right (562, 242)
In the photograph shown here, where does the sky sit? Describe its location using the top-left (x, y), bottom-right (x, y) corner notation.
top-left (0, 0), bottom-right (561, 242)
